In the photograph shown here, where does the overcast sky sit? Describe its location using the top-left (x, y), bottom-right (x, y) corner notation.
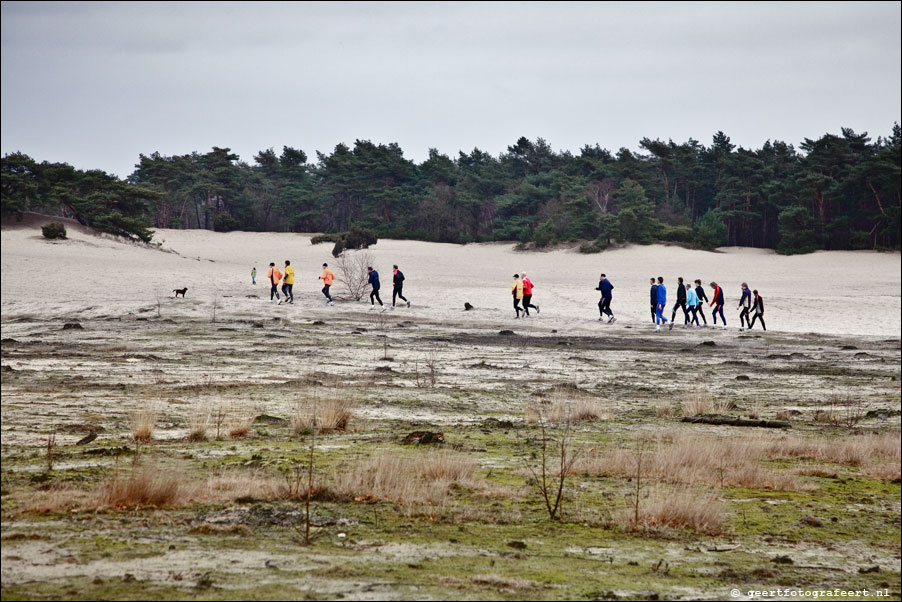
top-left (2, 1), bottom-right (900, 178)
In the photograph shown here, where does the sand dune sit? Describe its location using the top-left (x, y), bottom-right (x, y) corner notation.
top-left (2, 218), bottom-right (900, 338)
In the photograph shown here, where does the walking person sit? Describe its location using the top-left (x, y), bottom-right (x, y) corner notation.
top-left (686, 283), bottom-right (700, 327)
top-left (521, 272), bottom-right (539, 317)
top-left (319, 263), bottom-right (335, 306)
top-left (281, 260), bottom-right (295, 304)
top-left (511, 274), bottom-right (524, 319)
top-left (367, 266), bottom-right (386, 311)
top-left (709, 281), bottom-right (726, 329)
top-left (655, 276), bottom-right (668, 331)
top-left (669, 276), bottom-right (689, 329)
top-left (596, 273), bottom-right (615, 323)
top-left (738, 282), bottom-right (751, 331)
top-left (694, 279), bottom-right (708, 326)
top-left (650, 277), bottom-right (659, 323)
top-left (267, 262), bottom-right (282, 303)
top-left (391, 264), bottom-right (410, 309)
top-left (749, 289), bottom-right (767, 331)
top-left (251, 266), bottom-right (257, 285)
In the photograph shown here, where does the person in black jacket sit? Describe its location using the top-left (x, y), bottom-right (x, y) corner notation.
top-left (694, 279), bottom-right (708, 326)
top-left (649, 277), bottom-right (658, 323)
top-left (391, 264), bottom-right (410, 309)
top-left (749, 289), bottom-right (766, 330)
top-left (669, 276), bottom-right (689, 329)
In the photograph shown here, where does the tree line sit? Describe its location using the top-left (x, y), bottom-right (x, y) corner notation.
top-left (2, 125), bottom-right (899, 253)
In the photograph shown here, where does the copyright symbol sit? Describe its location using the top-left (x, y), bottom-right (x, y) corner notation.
top-left (730, 590), bottom-right (741, 598)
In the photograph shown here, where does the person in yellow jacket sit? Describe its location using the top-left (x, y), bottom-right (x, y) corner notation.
top-left (280, 260), bottom-right (295, 304)
top-left (511, 274), bottom-right (524, 319)
top-left (267, 262), bottom-right (282, 303)
top-left (319, 262), bottom-right (335, 306)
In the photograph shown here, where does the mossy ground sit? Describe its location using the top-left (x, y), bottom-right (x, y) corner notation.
top-left (2, 308), bottom-right (900, 600)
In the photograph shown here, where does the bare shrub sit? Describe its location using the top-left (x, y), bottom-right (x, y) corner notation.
top-left (100, 465), bottom-right (184, 508)
top-left (415, 351), bottom-right (440, 388)
top-left (211, 403), bottom-right (228, 439)
top-left (130, 404), bottom-right (158, 444)
top-left (620, 486), bottom-right (724, 534)
top-left (335, 250), bottom-right (375, 302)
top-left (814, 394), bottom-right (866, 430)
top-left (526, 402), bottom-right (582, 521)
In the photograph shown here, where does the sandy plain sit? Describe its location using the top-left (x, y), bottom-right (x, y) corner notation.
top-left (1, 215), bottom-right (900, 600)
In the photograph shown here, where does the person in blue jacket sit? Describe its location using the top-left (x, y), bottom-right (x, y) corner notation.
top-left (686, 283), bottom-right (700, 327)
top-left (596, 273), bottom-right (616, 323)
top-left (367, 266), bottom-right (386, 312)
top-left (655, 276), bottom-right (668, 331)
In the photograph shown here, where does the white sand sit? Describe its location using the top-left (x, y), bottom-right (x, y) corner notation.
top-left (2, 218), bottom-right (900, 338)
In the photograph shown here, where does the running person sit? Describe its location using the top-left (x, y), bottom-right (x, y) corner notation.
top-left (650, 277), bottom-right (659, 323)
top-left (267, 262), bottom-right (282, 303)
top-left (521, 272), bottom-right (539, 317)
top-left (749, 289), bottom-right (766, 331)
top-left (391, 264), bottom-right (410, 309)
top-left (596, 273), bottom-right (615, 322)
top-left (655, 276), bottom-right (668, 331)
top-left (281, 260), bottom-right (295, 304)
top-left (709, 281), bottom-right (726, 328)
top-left (511, 274), bottom-right (524, 319)
top-left (738, 282), bottom-right (751, 330)
top-left (669, 276), bottom-right (689, 329)
top-left (319, 263), bottom-right (335, 305)
top-left (694, 279), bottom-right (708, 326)
top-left (367, 267), bottom-right (386, 311)
top-left (686, 283), bottom-right (700, 326)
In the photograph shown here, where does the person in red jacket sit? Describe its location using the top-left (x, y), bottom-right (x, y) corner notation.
top-left (521, 272), bottom-right (539, 317)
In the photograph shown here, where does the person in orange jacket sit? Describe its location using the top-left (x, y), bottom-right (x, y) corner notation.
top-left (319, 263), bottom-right (335, 306)
top-left (267, 262), bottom-right (282, 303)
top-left (511, 274), bottom-right (524, 319)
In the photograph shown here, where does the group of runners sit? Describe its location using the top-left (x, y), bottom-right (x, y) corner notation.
top-left (251, 263), bottom-right (765, 331)
top-left (646, 277), bottom-right (766, 332)
top-left (251, 262), bottom-right (411, 311)
top-left (515, 272), bottom-right (765, 331)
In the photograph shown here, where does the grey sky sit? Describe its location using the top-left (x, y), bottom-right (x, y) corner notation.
top-left (2, 1), bottom-right (900, 178)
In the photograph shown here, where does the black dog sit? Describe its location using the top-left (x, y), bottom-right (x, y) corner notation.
top-left (173, 287), bottom-right (188, 298)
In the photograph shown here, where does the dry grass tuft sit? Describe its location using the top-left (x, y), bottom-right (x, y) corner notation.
top-left (187, 407), bottom-right (210, 442)
top-left (681, 393), bottom-right (731, 417)
top-left (526, 390), bottom-right (611, 424)
top-left (655, 401), bottom-right (675, 418)
top-left (227, 407), bottom-right (255, 439)
top-left (292, 396), bottom-right (357, 435)
top-left (575, 435), bottom-right (800, 491)
top-left (621, 486), bottom-right (724, 534)
top-left (100, 465), bottom-right (184, 508)
top-left (331, 450), bottom-right (478, 506)
top-left (130, 404), bottom-right (158, 443)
